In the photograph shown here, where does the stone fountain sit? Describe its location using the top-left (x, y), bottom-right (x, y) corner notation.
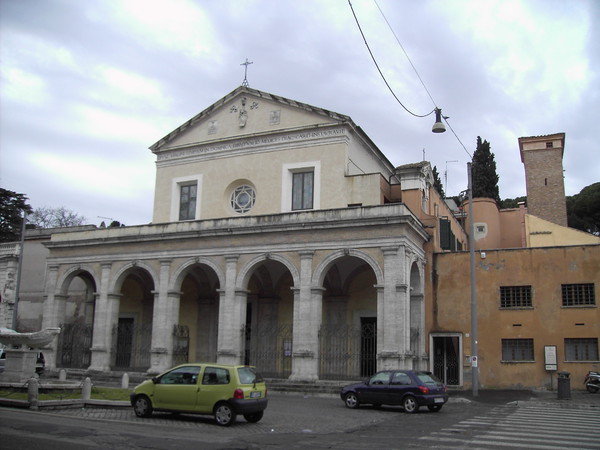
top-left (0, 327), bottom-right (61, 382)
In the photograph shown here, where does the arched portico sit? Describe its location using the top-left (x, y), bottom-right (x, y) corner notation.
top-left (45, 265), bottom-right (98, 371)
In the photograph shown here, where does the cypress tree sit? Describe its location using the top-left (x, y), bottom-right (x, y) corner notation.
top-left (472, 136), bottom-right (500, 203)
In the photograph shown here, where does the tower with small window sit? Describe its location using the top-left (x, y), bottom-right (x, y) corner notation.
top-left (518, 133), bottom-right (567, 227)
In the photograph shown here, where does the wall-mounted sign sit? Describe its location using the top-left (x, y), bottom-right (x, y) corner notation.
top-left (544, 345), bottom-right (557, 371)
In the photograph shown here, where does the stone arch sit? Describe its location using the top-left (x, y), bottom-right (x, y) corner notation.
top-left (237, 253), bottom-right (297, 378)
top-left (409, 257), bottom-right (426, 368)
top-left (112, 261), bottom-right (158, 293)
top-left (313, 249), bottom-right (383, 287)
top-left (53, 265), bottom-right (98, 370)
top-left (316, 249), bottom-right (382, 380)
top-left (172, 257), bottom-right (223, 364)
top-left (171, 257), bottom-right (225, 292)
top-left (111, 262), bottom-right (156, 371)
top-left (237, 253), bottom-right (299, 290)
top-left (56, 264), bottom-right (98, 296)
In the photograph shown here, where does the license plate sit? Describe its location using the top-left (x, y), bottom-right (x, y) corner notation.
top-left (250, 391), bottom-right (261, 398)
top-left (434, 397), bottom-right (444, 403)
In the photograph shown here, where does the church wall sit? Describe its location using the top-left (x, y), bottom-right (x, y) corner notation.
top-left (152, 141), bottom-right (366, 223)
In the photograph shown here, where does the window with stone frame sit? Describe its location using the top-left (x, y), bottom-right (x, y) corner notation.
top-left (561, 283), bottom-right (595, 306)
top-left (500, 286), bottom-right (533, 308)
top-left (179, 183), bottom-right (197, 221)
top-left (291, 170), bottom-right (314, 210)
top-left (564, 338), bottom-right (599, 361)
top-left (501, 338), bottom-right (534, 361)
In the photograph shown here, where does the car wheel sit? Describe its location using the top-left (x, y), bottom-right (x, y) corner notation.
top-left (427, 405), bottom-right (443, 412)
top-left (214, 403), bottom-right (237, 426)
top-left (244, 411), bottom-right (264, 423)
top-left (344, 392), bottom-right (360, 409)
top-left (133, 395), bottom-right (153, 418)
top-left (402, 395), bottom-right (419, 414)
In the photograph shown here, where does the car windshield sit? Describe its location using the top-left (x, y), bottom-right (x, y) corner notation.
top-left (416, 372), bottom-right (442, 385)
top-left (238, 367), bottom-right (263, 384)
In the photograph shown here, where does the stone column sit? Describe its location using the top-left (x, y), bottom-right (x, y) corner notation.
top-left (397, 246), bottom-right (412, 369)
top-left (89, 263), bottom-right (112, 372)
top-left (290, 250), bottom-right (321, 381)
top-left (217, 255), bottom-right (243, 365)
top-left (378, 246), bottom-right (401, 370)
top-left (41, 265), bottom-right (59, 329)
top-left (149, 259), bottom-right (173, 374)
top-left (40, 264), bottom-right (61, 371)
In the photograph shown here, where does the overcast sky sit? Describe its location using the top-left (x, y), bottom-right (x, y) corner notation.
top-left (1, 0), bottom-right (598, 226)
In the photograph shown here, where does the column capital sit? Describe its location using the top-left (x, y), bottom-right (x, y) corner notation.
top-left (381, 246), bottom-right (399, 255)
top-left (298, 250), bottom-right (315, 258)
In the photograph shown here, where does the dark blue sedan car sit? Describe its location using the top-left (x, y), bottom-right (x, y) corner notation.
top-left (340, 370), bottom-right (448, 413)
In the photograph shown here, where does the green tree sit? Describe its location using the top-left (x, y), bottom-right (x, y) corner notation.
top-left (432, 165), bottom-right (445, 198)
top-left (472, 136), bottom-right (500, 203)
top-left (567, 182), bottom-right (600, 235)
top-left (500, 196), bottom-right (527, 209)
top-left (0, 188), bottom-right (32, 242)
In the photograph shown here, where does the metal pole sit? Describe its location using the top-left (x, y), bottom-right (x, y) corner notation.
top-left (467, 162), bottom-right (478, 396)
top-left (12, 211), bottom-right (27, 330)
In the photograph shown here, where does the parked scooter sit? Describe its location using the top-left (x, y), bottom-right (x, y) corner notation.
top-left (585, 370), bottom-right (600, 393)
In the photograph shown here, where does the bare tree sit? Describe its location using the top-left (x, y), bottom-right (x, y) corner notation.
top-left (29, 206), bottom-right (86, 228)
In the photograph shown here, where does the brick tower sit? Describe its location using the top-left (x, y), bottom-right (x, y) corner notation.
top-left (519, 133), bottom-right (567, 227)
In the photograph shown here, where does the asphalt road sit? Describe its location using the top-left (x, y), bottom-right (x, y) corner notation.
top-left (0, 391), bottom-right (598, 449)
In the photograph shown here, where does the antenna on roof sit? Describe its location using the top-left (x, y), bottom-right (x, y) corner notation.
top-left (241, 58), bottom-right (253, 87)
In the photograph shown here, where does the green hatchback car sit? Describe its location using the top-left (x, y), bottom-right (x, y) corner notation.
top-left (130, 363), bottom-right (268, 426)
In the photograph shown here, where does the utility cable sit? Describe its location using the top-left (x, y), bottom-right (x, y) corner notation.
top-left (374, 0), bottom-right (438, 109)
top-left (347, 0), bottom-right (435, 118)
top-left (374, 1), bottom-right (472, 159)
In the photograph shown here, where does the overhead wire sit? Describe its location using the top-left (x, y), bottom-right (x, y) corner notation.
top-left (347, 0), bottom-right (435, 118)
top-left (349, 0), bottom-right (473, 159)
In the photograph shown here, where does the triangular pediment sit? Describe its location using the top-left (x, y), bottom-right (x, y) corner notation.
top-left (150, 86), bottom-right (353, 153)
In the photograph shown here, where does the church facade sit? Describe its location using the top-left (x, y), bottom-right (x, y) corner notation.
top-left (39, 86), bottom-right (453, 381)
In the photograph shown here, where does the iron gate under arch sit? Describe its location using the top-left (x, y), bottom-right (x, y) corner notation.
top-left (242, 323), bottom-right (292, 378)
top-left (172, 324), bottom-right (190, 366)
top-left (111, 321), bottom-right (152, 371)
top-left (57, 322), bottom-right (92, 369)
top-left (319, 321), bottom-right (377, 380)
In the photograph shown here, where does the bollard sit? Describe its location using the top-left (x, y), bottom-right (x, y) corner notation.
top-left (121, 373), bottom-right (129, 389)
top-left (557, 371), bottom-right (571, 399)
top-left (82, 377), bottom-right (92, 401)
top-left (28, 377), bottom-right (39, 410)
top-left (59, 369), bottom-right (67, 381)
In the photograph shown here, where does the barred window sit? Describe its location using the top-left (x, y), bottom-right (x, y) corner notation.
top-left (500, 286), bottom-right (532, 308)
top-left (564, 338), bottom-right (599, 361)
top-left (562, 283), bottom-right (595, 306)
top-left (502, 339), bottom-right (534, 361)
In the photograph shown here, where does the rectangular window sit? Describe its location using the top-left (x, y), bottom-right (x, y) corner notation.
top-left (502, 338), bottom-right (534, 361)
top-left (562, 283), bottom-right (595, 306)
top-left (292, 171), bottom-right (314, 210)
top-left (500, 286), bottom-right (532, 308)
top-left (564, 338), bottom-right (599, 361)
top-left (439, 218), bottom-right (455, 251)
top-left (179, 184), bottom-right (197, 220)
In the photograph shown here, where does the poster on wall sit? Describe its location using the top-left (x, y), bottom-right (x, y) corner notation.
top-left (544, 345), bottom-right (557, 371)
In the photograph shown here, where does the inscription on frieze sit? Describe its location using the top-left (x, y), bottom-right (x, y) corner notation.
top-left (157, 127), bottom-right (348, 161)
